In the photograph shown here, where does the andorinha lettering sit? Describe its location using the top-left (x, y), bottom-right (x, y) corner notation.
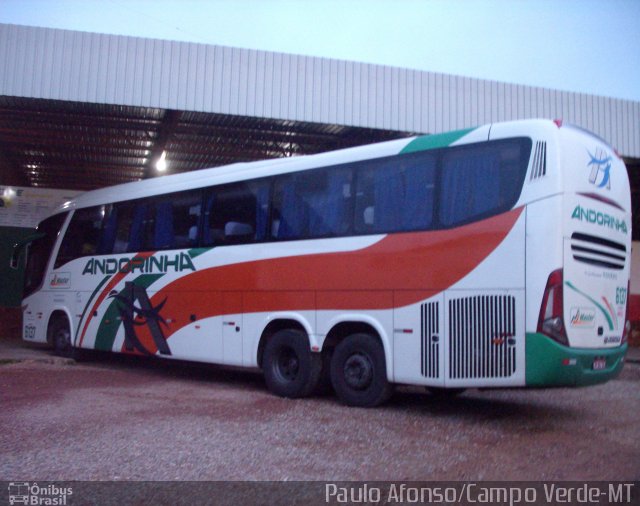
top-left (571, 205), bottom-right (627, 234)
top-left (82, 253), bottom-right (195, 275)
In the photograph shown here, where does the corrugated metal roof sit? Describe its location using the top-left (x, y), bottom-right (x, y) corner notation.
top-left (0, 23), bottom-right (638, 195)
top-left (0, 95), bottom-right (412, 190)
top-left (1, 23), bottom-right (638, 158)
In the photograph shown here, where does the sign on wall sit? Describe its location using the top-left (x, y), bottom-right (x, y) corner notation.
top-left (0, 186), bottom-right (80, 228)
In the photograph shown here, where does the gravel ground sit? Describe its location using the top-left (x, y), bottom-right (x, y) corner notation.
top-left (1, 351), bottom-right (639, 482)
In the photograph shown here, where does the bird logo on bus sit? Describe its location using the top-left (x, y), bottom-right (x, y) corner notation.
top-left (587, 149), bottom-right (612, 190)
top-left (108, 282), bottom-right (172, 356)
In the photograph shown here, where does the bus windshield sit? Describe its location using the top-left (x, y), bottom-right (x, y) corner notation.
top-left (23, 213), bottom-right (67, 298)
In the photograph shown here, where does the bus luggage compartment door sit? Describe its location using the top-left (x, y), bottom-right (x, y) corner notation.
top-left (444, 289), bottom-right (525, 387)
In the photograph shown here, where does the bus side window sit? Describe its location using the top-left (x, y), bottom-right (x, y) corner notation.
top-left (439, 140), bottom-right (529, 227)
top-left (154, 201), bottom-right (174, 249)
top-left (354, 153), bottom-right (435, 234)
top-left (155, 190), bottom-right (202, 250)
top-left (272, 177), bottom-right (305, 239)
top-left (54, 206), bottom-right (105, 267)
top-left (273, 167), bottom-right (353, 240)
top-left (128, 203), bottom-right (150, 252)
top-left (402, 161), bottom-right (435, 230)
top-left (440, 148), bottom-right (501, 226)
top-left (112, 203), bottom-right (135, 253)
top-left (202, 181), bottom-right (268, 247)
top-left (98, 205), bottom-right (117, 254)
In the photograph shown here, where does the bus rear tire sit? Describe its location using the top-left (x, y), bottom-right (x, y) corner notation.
top-left (263, 329), bottom-right (321, 399)
top-left (49, 316), bottom-right (79, 360)
top-left (330, 333), bottom-right (392, 407)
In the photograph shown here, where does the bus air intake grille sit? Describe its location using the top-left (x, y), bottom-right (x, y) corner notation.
top-left (448, 295), bottom-right (516, 379)
top-left (571, 232), bottom-right (626, 270)
top-left (530, 141), bottom-right (547, 180)
top-left (420, 301), bottom-right (440, 378)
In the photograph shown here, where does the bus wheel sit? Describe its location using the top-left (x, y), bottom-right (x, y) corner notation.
top-left (330, 333), bottom-right (392, 407)
top-left (49, 317), bottom-right (77, 359)
top-left (263, 329), bottom-right (321, 398)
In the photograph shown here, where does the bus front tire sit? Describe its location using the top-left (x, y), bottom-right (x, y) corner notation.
top-left (330, 333), bottom-right (392, 407)
top-left (49, 317), bottom-right (78, 360)
top-left (263, 329), bottom-right (321, 399)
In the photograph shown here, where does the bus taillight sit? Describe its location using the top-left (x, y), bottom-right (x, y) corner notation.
top-left (538, 269), bottom-right (569, 345)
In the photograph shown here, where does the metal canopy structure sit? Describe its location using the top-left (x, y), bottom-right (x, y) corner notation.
top-left (0, 95), bottom-right (411, 191)
top-left (0, 23), bottom-right (638, 195)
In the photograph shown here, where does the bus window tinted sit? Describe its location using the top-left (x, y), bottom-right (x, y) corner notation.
top-left (355, 153), bottom-right (436, 234)
top-left (146, 191), bottom-right (202, 250)
top-left (111, 202), bottom-right (141, 253)
top-left (161, 191), bottom-right (202, 249)
top-left (103, 191), bottom-right (203, 254)
top-left (55, 206), bottom-right (105, 267)
top-left (439, 139), bottom-right (531, 227)
top-left (49, 139), bottom-right (531, 258)
top-left (97, 200), bottom-right (152, 253)
top-left (203, 180), bottom-right (269, 246)
top-left (272, 167), bottom-right (353, 240)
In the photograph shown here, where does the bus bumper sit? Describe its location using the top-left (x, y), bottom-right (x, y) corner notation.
top-left (525, 333), bottom-right (627, 387)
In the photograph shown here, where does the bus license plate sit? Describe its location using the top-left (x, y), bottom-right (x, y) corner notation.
top-left (592, 357), bottom-right (607, 370)
top-left (24, 324), bottom-right (36, 340)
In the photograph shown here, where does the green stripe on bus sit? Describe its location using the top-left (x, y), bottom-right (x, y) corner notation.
top-left (94, 274), bottom-right (164, 351)
top-left (188, 247), bottom-right (212, 259)
top-left (400, 128), bottom-right (475, 154)
top-left (525, 333), bottom-right (626, 387)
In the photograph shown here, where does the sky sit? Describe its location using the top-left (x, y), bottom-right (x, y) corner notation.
top-left (1, 0), bottom-right (639, 101)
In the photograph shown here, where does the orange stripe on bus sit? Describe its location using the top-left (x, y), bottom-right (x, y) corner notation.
top-left (123, 208), bottom-right (523, 355)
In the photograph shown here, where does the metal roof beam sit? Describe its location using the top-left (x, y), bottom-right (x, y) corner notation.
top-left (0, 107), bottom-right (163, 130)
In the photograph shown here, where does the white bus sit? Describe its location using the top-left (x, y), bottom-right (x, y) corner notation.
top-left (13, 119), bottom-right (631, 406)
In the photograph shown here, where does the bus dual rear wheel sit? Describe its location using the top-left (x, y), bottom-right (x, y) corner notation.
top-left (263, 329), bottom-right (322, 398)
top-left (330, 333), bottom-right (392, 408)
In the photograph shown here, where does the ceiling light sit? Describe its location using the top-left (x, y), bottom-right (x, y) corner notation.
top-left (156, 151), bottom-right (167, 172)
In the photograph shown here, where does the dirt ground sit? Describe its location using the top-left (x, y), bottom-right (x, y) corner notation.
top-left (1, 348), bottom-right (639, 483)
